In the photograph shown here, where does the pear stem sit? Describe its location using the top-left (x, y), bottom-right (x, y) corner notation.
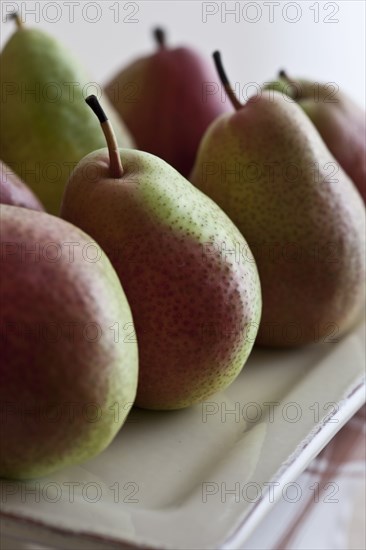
top-left (153, 28), bottom-right (166, 49)
top-left (278, 69), bottom-right (300, 99)
top-left (279, 69), bottom-right (289, 81)
top-left (85, 95), bottom-right (124, 179)
top-left (213, 51), bottom-right (242, 111)
top-left (8, 12), bottom-right (23, 29)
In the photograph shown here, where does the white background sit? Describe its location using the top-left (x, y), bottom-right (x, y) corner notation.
top-left (1, 0), bottom-right (365, 107)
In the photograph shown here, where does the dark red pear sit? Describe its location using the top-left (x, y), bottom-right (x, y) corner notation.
top-left (105, 28), bottom-right (232, 178)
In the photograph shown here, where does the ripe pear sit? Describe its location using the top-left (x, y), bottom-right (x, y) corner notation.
top-left (60, 96), bottom-right (261, 410)
top-left (190, 53), bottom-right (365, 348)
top-left (0, 160), bottom-right (44, 211)
top-left (0, 205), bottom-right (138, 479)
top-left (266, 71), bottom-right (366, 202)
top-left (0, 14), bottom-right (134, 215)
top-left (105, 28), bottom-right (232, 178)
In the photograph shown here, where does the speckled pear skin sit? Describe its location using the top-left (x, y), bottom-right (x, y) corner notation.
top-left (266, 78), bottom-right (366, 202)
top-left (0, 160), bottom-right (44, 211)
top-left (190, 91), bottom-right (366, 347)
top-left (0, 206), bottom-right (138, 479)
top-left (61, 149), bottom-right (261, 410)
top-left (0, 28), bottom-right (134, 216)
top-left (105, 47), bottom-right (232, 178)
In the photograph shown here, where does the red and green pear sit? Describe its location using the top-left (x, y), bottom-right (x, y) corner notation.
top-left (0, 206), bottom-right (138, 479)
top-left (191, 53), bottom-right (365, 347)
top-left (61, 96), bottom-right (261, 410)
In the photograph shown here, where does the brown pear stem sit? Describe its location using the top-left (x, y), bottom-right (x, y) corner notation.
top-left (85, 95), bottom-right (123, 179)
top-left (8, 12), bottom-right (24, 29)
top-left (213, 51), bottom-right (242, 110)
top-left (279, 69), bottom-right (295, 87)
top-left (153, 28), bottom-right (166, 49)
top-left (278, 69), bottom-right (300, 99)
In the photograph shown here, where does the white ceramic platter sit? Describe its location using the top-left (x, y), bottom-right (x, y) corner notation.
top-left (1, 322), bottom-right (365, 550)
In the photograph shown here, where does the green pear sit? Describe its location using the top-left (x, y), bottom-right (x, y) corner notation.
top-left (190, 53), bottom-right (365, 347)
top-left (0, 14), bottom-right (134, 215)
top-left (266, 71), bottom-right (366, 202)
top-left (61, 96), bottom-right (261, 410)
top-left (0, 205), bottom-right (138, 479)
top-left (0, 160), bottom-right (44, 211)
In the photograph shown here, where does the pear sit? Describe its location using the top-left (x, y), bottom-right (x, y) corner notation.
top-left (266, 71), bottom-right (366, 202)
top-left (190, 52), bottom-right (365, 348)
top-left (0, 160), bottom-right (44, 211)
top-left (60, 95), bottom-right (261, 410)
top-left (0, 14), bottom-right (134, 215)
top-left (0, 205), bottom-right (138, 479)
top-left (105, 28), bottom-right (232, 178)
